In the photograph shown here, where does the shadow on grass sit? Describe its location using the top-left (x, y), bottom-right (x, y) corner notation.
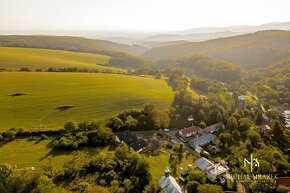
top-left (55, 105), bottom-right (75, 111)
top-left (8, 93), bottom-right (27, 97)
top-left (0, 140), bottom-right (10, 148)
top-left (39, 140), bottom-right (115, 163)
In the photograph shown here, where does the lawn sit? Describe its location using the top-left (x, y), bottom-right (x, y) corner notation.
top-left (0, 72), bottom-right (174, 130)
top-left (145, 149), bottom-right (194, 182)
top-left (0, 46), bottom-right (125, 73)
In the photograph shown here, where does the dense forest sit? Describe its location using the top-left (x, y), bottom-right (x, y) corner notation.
top-left (143, 30), bottom-right (290, 68)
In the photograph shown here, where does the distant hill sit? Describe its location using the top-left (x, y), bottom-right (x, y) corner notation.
top-left (0, 35), bottom-right (146, 55)
top-left (143, 30), bottom-right (290, 68)
top-left (101, 22), bottom-right (290, 45)
top-left (143, 31), bottom-right (243, 43)
top-left (153, 54), bottom-right (242, 82)
top-left (176, 21), bottom-right (290, 34)
top-left (0, 46), bottom-right (128, 73)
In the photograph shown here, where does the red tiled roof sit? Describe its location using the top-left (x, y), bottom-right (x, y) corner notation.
top-left (179, 126), bottom-right (199, 136)
top-left (275, 177), bottom-right (290, 187)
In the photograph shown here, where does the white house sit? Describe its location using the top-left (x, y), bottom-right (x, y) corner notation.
top-left (159, 167), bottom-right (182, 193)
top-left (194, 157), bottom-right (228, 183)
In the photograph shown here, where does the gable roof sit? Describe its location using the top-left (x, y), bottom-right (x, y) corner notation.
top-left (159, 176), bottom-right (182, 193)
top-left (179, 126), bottom-right (200, 137)
top-left (130, 138), bottom-right (147, 152)
top-left (205, 122), bottom-right (225, 133)
top-left (116, 130), bottom-right (147, 152)
top-left (117, 130), bottom-right (138, 143)
top-left (189, 134), bottom-right (216, 148)
top-left (194, 157), bottom-right (214, 172)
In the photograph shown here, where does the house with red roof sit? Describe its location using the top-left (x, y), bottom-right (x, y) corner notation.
top-left (178, 126), bottom-right (201, 139)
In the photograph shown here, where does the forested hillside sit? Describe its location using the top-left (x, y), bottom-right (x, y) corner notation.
top-left (153, 54), bottom-right (242, 82)
top-left (143, 30), bottom-right (290, 68)
top-left (0, 35), bottom-right (146, 55)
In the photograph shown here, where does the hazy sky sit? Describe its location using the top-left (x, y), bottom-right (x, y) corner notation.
top-left (0, 0), bottom-right (290, 32)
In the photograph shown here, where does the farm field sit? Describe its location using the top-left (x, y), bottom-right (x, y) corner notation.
top-left (0, 72), bottom-right (174, 130)
top-left (0, 46), bottom-right (125, 73)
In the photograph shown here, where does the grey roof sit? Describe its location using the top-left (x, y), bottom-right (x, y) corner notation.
top-left (205, 122), bottom-right (225, 133)
top-left (189, 134), bottom-right (216, 148)
top-left (116, 130), bottom-right (147, 152)
top-left (159, 176), bottom-right (182, 193)
top-left (194, 157), bottom-right (214, 172)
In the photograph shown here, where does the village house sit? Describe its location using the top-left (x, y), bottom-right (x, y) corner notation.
top-left (205, 122), bottom-right (225, 133)
top-left (178, 126), bottom-right (203, 139)
top-left (188, 133), bottom-right (217, 149)
top-left (115, 130), bottom-right (147, 152)
top-left (159, 167), bottom-right (182, 193)
top-left (194, 157), bottom-right (228, 183)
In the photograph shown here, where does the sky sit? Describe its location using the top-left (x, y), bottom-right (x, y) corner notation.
top-left (0, 0), bottom-right (290, 32)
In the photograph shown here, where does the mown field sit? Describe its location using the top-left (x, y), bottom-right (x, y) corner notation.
top-left (0, 46), bottom-right (125, 73)
top-left (0, 72), bottom-right (173, 130)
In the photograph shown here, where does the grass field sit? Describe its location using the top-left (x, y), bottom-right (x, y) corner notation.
top-left (0, 72), bottom-right (173, 130)
top-left (0, 46), bottom-right (125, 73)
top-left (0, 139), bottom-right (108, 169)
top-left (0, 139), bottom-right (72, 168)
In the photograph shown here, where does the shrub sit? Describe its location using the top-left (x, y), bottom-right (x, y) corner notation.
top-left (40, 134), bottom-right (49, 140)
top-left (19, 67), bottom-right (31, 72)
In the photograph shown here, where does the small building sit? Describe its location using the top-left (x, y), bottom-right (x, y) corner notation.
top-left (159, 167), bottom-right (182, 193)
top-left (179, 170), bottom-right (189, 183)
top-left (262, 114), bottom-right (270, 122)
top-left (115, 130), bottom-right (147, 152)
top-left (205, 122), bottom-right (225, 133)
top-left (275, 177), bottom-right (290, 188)
top-left (238, 95), bottom-right (245, 101)
top-left (187, 115), bottom-right (194, 122)
top-left (256, 124), bottom-right (272, 136)
top-left (207, 144), bottom-right (221, 153)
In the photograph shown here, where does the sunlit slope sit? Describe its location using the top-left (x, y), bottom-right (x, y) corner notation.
top-left (0, 47), bottom-right (125, 72)
top-left (143, 30), bottom-right (290, 68)
top-left (0, 72), bottom-right (173, 130)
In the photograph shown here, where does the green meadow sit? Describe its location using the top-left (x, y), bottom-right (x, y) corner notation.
top-left (0, 72), bottom-right (173, 130)
top-left (0, 139), bottom-right (108, 169)
top-left (0, 139), bottom-right (71, 168)
top-left (0, 46), bottom-right (125, 72)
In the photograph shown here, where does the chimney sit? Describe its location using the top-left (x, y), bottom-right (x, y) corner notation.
top-left (165, 167), bottom-right (170, 178)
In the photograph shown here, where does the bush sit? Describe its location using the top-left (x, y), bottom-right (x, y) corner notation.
top-left (40, 134), bottom-right (49, 140)
top-left (19, 67), bottom-right (31, 72)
